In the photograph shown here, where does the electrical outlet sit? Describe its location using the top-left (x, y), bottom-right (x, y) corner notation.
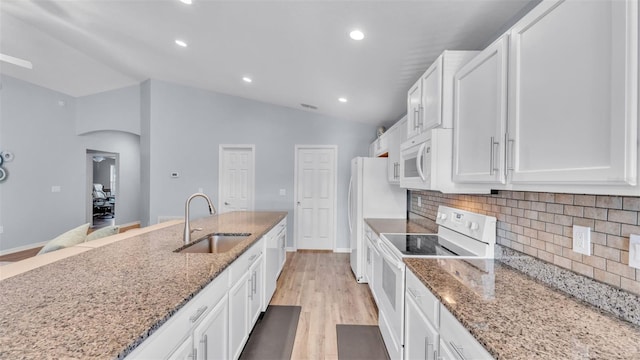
top-left (573, 225), bottom-right (591, 256)
top-left (417, 197), bottom-right (422, 207)
top-left (170, 172), bottom-right (179, 178)
top-left (0, 226), bottom-right (3, 234)
top-left (198, 188), bottom-right (203, 193)
top-left (630, 234), bottom-right (640, 269)
top-left (279, 189), bottom-right (286, 196)
top-left (51, 186), bottom-right (61, 193)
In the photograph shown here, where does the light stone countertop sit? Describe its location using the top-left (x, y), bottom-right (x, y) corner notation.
top-left (365, 218), bottom-right (640, 359)
top-left (0, 211), bottom-right (287, 359)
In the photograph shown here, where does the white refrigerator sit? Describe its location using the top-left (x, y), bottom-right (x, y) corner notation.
top-left (349, 157), bottom-right (407, 283)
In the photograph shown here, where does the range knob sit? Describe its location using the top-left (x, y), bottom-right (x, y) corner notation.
top-left (437, 213), bottom-right (448, 220)
top-left (469, 222), bottom-right (479, 230)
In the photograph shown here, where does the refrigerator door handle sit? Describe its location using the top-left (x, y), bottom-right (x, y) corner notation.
top-left (347, 175), bottom-right (353, 234)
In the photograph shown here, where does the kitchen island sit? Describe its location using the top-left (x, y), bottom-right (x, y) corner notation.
top-left (0, 211), bottom-right (286, 359)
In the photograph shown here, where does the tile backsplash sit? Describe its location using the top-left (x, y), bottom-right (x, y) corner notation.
top-left (409, 190), bottom-right (640, 296)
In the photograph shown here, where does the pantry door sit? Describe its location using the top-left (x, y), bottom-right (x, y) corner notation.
top-left (218, 145), bottom-right (255, 213)
top-left (294, 146), bottom-right (337, 250)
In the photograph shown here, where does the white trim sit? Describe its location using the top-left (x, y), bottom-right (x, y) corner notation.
top-left (218, 144), bottom-right (256, 213)
top-left (334, 248), bottom-right (351, 253)
top-left (293, 145), bottom-right (339, 251)
top-left (285, 247), bottom-right (297, 252)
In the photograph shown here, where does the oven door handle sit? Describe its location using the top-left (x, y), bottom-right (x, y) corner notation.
top-left (377, 238), bottom-right (404, 269)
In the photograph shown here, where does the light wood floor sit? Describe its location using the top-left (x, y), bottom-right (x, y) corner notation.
top-left (270, 251), bottom-right (378, 360)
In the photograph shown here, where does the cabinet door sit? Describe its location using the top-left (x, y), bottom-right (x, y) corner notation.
top-left (407, 79), bottom-right (422, 139)
top-left (507, 0), bottom-right (638, 185)
top-left (405, 295), bottom-right (439, 360)
top-left (194, 296), bottom-right (228, 360)
top-left (167, 336), bottom-right (194, 360)
top-left (277, 224), bottom-right (287, 274)
top-left (453, 36), bottom-right (508, 184)
top-left (387, 121), bottom-right (402, 183)
top-left (248, 255), bottom-right (264, 328)
top-left (229, 271), bottom-right (250, 360)
top-left (420, 56), bottom-right (443, 131)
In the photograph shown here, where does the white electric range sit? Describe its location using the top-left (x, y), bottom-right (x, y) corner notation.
top-left (371, 206), bottom-right (496, 360)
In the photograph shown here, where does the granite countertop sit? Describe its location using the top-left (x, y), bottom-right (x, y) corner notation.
top-left (405, 258), bottom-right (640, 359)
top-left (366, 217), bottom-right (640, 359)
top-left (0, 211), bottom-right (287, 359)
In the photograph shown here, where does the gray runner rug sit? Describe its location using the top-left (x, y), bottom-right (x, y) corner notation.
top-left (240, 305), bottom-right (301, 360)
top-left (336, 324), bottom-right (390, 360)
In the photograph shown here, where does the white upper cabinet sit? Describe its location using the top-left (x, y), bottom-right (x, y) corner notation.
top-left (453, 36), bottom-right (509, 185)
top-left (407, 51), bottom-right (479, 139)
top-left (387, 116), bottom-right (407, 184)
top-left (507, 0), bottom-right (638, 189)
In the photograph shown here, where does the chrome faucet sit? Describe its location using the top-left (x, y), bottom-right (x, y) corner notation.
top-left (184, 192), bottom-right (216, 245)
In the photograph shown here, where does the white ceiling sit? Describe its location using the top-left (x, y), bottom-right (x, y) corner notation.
top-left (0, 0), bottom-right (533, 126)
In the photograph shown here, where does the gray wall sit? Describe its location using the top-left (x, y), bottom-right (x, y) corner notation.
top-left (76, 85), bottom-right (141, 135)
top-left (93, 157), bottom-right (116, 190)
top-left (143, 79), bottom-right (375, 249)
top-left (0, 75), bottom-right (142, 251)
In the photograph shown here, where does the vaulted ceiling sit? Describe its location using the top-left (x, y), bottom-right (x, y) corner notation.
top-left (0, 0), bottom-right (534, 126)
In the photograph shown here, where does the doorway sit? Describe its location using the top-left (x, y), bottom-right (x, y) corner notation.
top-left (294, 145), bottom-right (337, 251)
top-left (218, 145), bottom-right (255, 213)
top-left (86, 150), bottom-right (118, 228)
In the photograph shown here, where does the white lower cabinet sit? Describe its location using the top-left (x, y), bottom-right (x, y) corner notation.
top-left (248, 254), bottom-right (264, 327)
top-left (405, 295), bottom-right (439, 360)
top-left (404, 269), bottom-right (494, 360)
top-left (229, 271), bottom-right (250, 360)
top-left (193, 297), bottom-right (228, 360)
top-left (265, 219), bottom-right (287, 310)
top-left (167, 336), bottom-right (195, 360)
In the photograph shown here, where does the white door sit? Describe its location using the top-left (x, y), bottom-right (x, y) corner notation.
top-left (219, 145), bottom-right (255, 213)
top-left (294, 146), bottom-right (337, 250)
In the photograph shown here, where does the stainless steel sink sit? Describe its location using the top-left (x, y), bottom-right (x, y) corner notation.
top-left (176, 233), bottom-right (251, 254)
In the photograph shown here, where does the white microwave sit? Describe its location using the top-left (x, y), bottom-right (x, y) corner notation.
top-left (400, 131), bottom-right (432, 190)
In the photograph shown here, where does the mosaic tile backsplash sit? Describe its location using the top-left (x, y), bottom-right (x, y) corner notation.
top-left (409, 190), bottom-right (640, 296)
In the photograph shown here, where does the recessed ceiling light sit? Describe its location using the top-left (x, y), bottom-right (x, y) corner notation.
top-left (242, 77), bottom-right (252, 83)
top-left (179, 0), bottom-right (192, 4)
top-left (349, 30), bottom-right (365, 41)
top-left (338, 97), bottom-right (348, 103)
top-left (175, 39), bottom-right (188, 47)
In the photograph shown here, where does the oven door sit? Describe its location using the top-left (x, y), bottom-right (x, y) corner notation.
top-left (375, 238), bottom-right (405, 360)
top-left (400, 131), bottom-right (431, 190)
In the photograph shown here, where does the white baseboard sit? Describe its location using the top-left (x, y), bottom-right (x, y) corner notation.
top-left (0, 240), bottom-right (49, 256)
top-left (286, 247), bottom-right (296, 252)
top-left (334, 247), bottom-right (351, 253)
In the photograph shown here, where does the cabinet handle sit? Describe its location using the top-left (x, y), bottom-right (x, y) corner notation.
top-left (248, 275), bottom-right (253, 300)
top-left (248, 254), bottom-right (258, 263)
top-left (450, 342), bottom-right (467, 360)
top-left (424, 336), bottom-right (432, 360)
top-left (414, 109), bottom-right (420, 130)
top-left (407, 287), bottom-right (422, 300)
top-left (506, 132), bottom-right (515, 172)
top-left (201, 335), bottom-right (208, 360)
top-left (189, 348), bottom-right (197, 360)
top-left (418, 105), bottom-right (424, 129)
top-left (489, 136), bottom-right (500, 175)
top-left (190, 306), bottom-right (208, 323)
top-left (252, 271), bottom-right (257, 294)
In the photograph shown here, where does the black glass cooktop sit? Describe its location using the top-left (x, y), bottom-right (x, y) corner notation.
top-left (382, 233), bottom-right (475, 257)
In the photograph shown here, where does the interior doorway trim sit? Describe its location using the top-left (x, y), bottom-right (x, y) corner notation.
top-left (218, 144), bottom-right (256, 213)
top-left (86, 150), bottom-right (119, 227)
top-left (293, 145), bottom-right (338, 252)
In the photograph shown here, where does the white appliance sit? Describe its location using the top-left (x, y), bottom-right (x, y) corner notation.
top-left (373, 206), bottom-right (496, 360)
top-left (349, 157), bottom-right (407, 283)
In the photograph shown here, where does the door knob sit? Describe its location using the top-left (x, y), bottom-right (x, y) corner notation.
top-left (224, 202), bottom-right (230, 205)
top-left (297, 201), bottom-right (301, 206)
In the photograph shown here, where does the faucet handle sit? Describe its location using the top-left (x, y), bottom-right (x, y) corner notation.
top-left (191, 227), bottom-right (203, 233)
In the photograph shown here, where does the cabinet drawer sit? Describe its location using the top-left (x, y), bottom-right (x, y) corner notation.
top-left (439, 305), bottom-right (493, 360)
top-left (405, 269), bottom-right (439, 327)
top-left (229, 238), bottom-right (263, 285)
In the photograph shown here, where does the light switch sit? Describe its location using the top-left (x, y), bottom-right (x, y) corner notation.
top-left (0, 226), bottom-right (3, 234)
top-left (572, 225), bottom-right (591, 256)
top-left (51, 186), bottom-right (61, 193)
top-left (198, 188), bottom-right (203, 193)
top-left (279, 189), bottom-right (286, 196)
top-left (629, 234), bottom-right (640, 269)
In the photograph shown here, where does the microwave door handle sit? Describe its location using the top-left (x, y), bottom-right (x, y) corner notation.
top-left (347, 176), bottom-right (353, 234)
top-left (416, 142), bottom-right (427, 181)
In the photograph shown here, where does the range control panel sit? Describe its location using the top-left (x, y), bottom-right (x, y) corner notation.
top-left (435, 206), bottom-right (496, 243)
